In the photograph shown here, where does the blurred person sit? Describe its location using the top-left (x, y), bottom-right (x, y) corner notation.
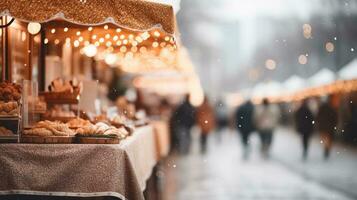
top-left (196, 96), bottom-right (216, 154)
top-left (316, 97), bottom-right (338, 160)
top-left (170, 94), bottom-right (196, 154)
top-left (235, 100), bottom-right (255, 159)
top-left (215, 99), bottom-right (228, 142)
top-left (254, 98), bottom-right (280, 158)
top-left (294, 99), bottom-right (314, 160)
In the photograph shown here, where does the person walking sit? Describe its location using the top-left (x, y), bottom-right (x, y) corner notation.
top-left (196, 96), bottom-right (216, 154)
top-left (170, 94), bottom-right (196, 154)
top-left (294, 99), bottom-right (314, 160)
top-left (253, 98), bottom-right (280, 158)
top-left (214, 99), bottom-right (228, 143)
top-left (316, 98), bottom-right (338, 160)
top-left (235, 100), bottom-right (255, 159)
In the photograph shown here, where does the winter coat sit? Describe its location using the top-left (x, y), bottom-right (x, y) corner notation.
top-left (196, 101), bottom-right (216, 134)
top-left (316, 103), bottom-right (337, 134)
top-left (253, 104), bottom-right (280, 132)
top-left (294, 104), bottom-right (314, 135)
top-left (171, 100), bottom-right (196, 129)
top-left (235, 101), bottom-right (255, 134)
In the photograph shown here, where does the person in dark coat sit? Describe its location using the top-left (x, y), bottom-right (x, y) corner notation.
top-left (170, 95), bottom-right (196, 154)
top-left (316, 98), bottom-right (338, 160)
top-left (235, 100), bottom-right (255, 159)
top-left (294, 99), bottom-right (314, 160)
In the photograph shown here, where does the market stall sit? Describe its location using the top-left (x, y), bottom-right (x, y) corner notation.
top-left (0, 1), bottom-right (178, 199)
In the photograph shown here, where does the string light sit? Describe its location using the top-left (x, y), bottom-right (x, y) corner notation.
top-left (92, 35), bottom-right (97, 40)
top-left (99, 38), bottom-right (105, 43)
top-left (51, 28), bottom-right (56, 34)
top-left (74, 40), bottom-right (80, 47)
top-left (116, 28), bottom-right (121, 33)
top-left (116, 40), bottom-right (122, 46)
top-left (120, 35), bottom-right (125, 40)
top-left (298, 54), bottom-right (308, 64)
top-left (106, 41), bottom-right (112, 47)
top-left (123, 39), bottom-right (128, 45)
top-left (104, 25), bottom-right (109, 30)
top-left (104, 53), bottom-right (117, 65)
top-left (152, 42), bottom-right (159, 48)
top-left (88, 27), bottom-right (93, 31)
top-left (105, 33), bottom-right (110, 39)
top-left (154, 31), bottom-right (160, 37)
top-left (113, 35), bottom-right (119, 41)
top-left (54, 39), bottom-right (60, 45)
top-left (120, 46), bottom-right (127, 53)
top-left (326, 42), bottom-right (334, 52)
top-left (64, 27), bottom-right (68, 32)
top-left (83, 44), bottom-right (97, 57)
top-left (27, 22), bottom-right (41, 35)
top-left (265, 59), bottom-right (276, 70)
top-left (131, 46), bottom-right (138, 52)
top-left (44, 38), bottom-right (49, 44)
top-left (78, 36), bottom-right (84, 42)
top-left (76, 31), bottom-right (81, 36)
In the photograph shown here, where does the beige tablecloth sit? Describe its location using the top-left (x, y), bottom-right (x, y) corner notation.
top-left (0, 126), bottom-right (157, 200)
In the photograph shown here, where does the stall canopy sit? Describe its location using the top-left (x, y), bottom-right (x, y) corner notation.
top-left (339, 58), bottom-right (357, 80)
top-left (308, 68), bottom-right (335, 87)
top-left (283, 75), bottom-right (306, 93)
top-left (0, 0), bottom-right (175, 34)
top-left (252, 81), bottom-right (283, 99)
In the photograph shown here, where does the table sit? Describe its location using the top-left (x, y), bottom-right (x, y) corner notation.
top-left (0, 126), bottom-right (157, 200)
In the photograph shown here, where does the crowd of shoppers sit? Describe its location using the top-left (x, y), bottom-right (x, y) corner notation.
top-left (170, 93), bottom-right (340, 161)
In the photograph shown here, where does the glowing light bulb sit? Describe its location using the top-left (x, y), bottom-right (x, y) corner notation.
top-left (104, 53), bottom-right (117, 65)
top-left (74, 40), bottom-right (80, 47)
top-left (51, 28), bottom-right (56, 34)
top-left (64, 27), bottom-right (69, 32)
top-left (265, 59), bottom-right (276, 70)
top-left (27, 22), bottom-right (41, 35)
top-left (88, 27), bottom-right (93, 31)
top-left (83, 44), bottom-right (97, 57)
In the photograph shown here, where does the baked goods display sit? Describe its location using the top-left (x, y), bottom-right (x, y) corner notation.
top-left (67, 118), bottom-right (92, 128)
top-left (23, 120), bottom-right (75, 137)
top-left (0, 101), bottom-right (19, 116)
top-left (0, 127), bottom-right (14, 136)
top-left (0, 82), bottom-right (22, 102)
top-left (28, 98), bottom-right (46, 113)
top-left (0, 82), bottom-right (21, 117)
top-left (111, 114), bottom-right (128, 125)
top-left (76, 122), bottom-right (129, 139)
top-left (43, 106), bottom-right (76, 118)
top-left (48, 78), bottom-right (83, 94)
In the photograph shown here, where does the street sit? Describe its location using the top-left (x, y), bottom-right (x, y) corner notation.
top-left (162, 127), bottom-right (357, 200)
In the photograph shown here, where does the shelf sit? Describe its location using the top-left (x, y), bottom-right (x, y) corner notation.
top-left (0, 135), bottom-right (19, 143)
top-left (0, 115), bottom-right (20, 120)
top-left (40, 92), bottom-right (80, 105)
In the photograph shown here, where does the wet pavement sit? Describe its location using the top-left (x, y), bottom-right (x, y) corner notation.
top-left (162, 127), bottom-right (357, 200)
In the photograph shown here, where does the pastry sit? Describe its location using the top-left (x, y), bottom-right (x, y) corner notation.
top-left (67, 118), bottom-right (92, 128)
top-left (0, 127), bottom-right (14, 136)
top-left (27, 120), bottom-right (75, 136)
